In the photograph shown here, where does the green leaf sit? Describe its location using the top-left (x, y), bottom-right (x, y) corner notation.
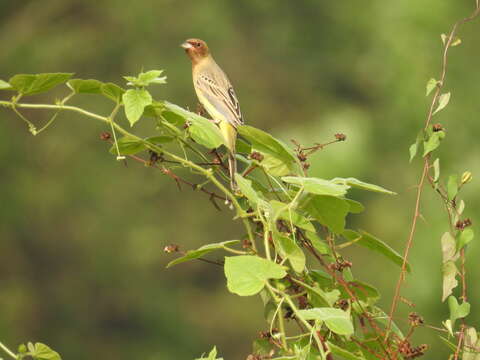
top-left (28, 343), bottom-right (61, 360)
top-left (123, 88), bottom-right (152, 126)
top-left (297, 307), bottom-right (354, 335)
top-left (67, 79), bottom-right (104, 94)
top-left (448, 296), bottom-right (470, 328)
top-left (331, 177), bottom-right (396, 195)
top-left (352, 280), bottom-right (380, 305)
top-left (163, 102), bottom-right (224, 149)
top-left (145, 135), bottom-right (174, 145)
top-left (245, 176), bottom-right (271, 197)
top-left (458, 228), bottom-right (474, 250)
top-left (304, 282), bottom-right (340, 307)
top-left (307, 231), bottom-right (330, 254)
top-left (372, 307), bottom-right (405, 340)
top-left (343, 268), bottom-right (354, 282)
top-left (327, 342), bottom-right (364, 360)
top-left (124, 70), bottom-right (167, 87)
top-left (101, 82), bottom-right (126, 103)
top-left (238, 125), bottom-right (296, 176)
top-left (160, 112), bottom-right (184, 128)
top-left (345, 199), bottom-right (365, 214)
top-left (409, 143), bottom-right (418, 163)
top-left (282, 176), bottom-right (349, 196)
top-left (409, 131), bottom-right (425, 163)
top-left (139, 70), bottom-right (167, 85)
top-left (252, 339), bottom-right (274, 357)
top-left (447, 174), bottom-right (458, 200)
top-left (442, 261), bottom-right (458, 302)
top-left (310, 270), bottom-right (333, 288)
top-left (300, 195), bottom-right (349, 234)
top-left (224, 255), bottom-right (286, 296)
top-left (109, 136), bottom-right (146, 155)
top-left (426, 78), bottom-right (439, 96)
top-left (143, 101), bottom-right (165, 118)
top-left (167, 240), bottom-right (239, 268)
top-left (307, 287), bottom-right (341, 307)
top-left (0, 79), bottom-right (13, 90)
top-left (18, 344), bottom-right (27, 354)
top-left (263, 300), bottom-right (277, 323)
top-left (433, 158), bottom-right (440, 182)
top-left (343, 230), bottom-right (410, 272)
top-left (236, 138), bottom-right (251, 154)
top-left (124, 76), bottom-right (137, 83)
top-left (272, 232), bottom-right (306, 273)
top-left (189, 117), bottom-right (225, 149)
top-left (9, 73), bottom-right (73, 95)
top-left (270, 200), bottom-right (315, 232)
top-left (292, 344), bottom-right (312, 360)
top-left (258, 152), bottom-right (295, 177)
top-left (433, 92), bottom-right (451, 115)
top-left (423, 131), bottom-right (445, 156)
top-left (235, 174), bottom-right (262, 206)
top-left (195, 346), bottom-right (223, 360)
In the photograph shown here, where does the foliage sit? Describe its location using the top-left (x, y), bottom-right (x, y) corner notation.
top-left (0, 3), bottom-right (479, 360)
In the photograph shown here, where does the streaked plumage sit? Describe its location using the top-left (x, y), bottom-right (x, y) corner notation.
top-left (182, 38), bottom-right (242, 189)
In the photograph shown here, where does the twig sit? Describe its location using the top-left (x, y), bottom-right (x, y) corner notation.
top-left (352, 337), bottom-right (386, 360)
top-left (124, 152), bottom-right (228, 203)
top-left (302, 139), bottom-right (342, 156)
top-left (454, 324), bottom-right (465, 360)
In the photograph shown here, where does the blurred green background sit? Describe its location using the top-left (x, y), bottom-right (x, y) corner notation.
top-left (0, 1), bottom-right (479, 359)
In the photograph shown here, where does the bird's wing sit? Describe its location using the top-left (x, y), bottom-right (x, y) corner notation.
top-left (194, 73), bottom-right (243, 128)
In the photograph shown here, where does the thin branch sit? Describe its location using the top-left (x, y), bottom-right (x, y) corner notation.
top-left (0, 342), bottom-right (17, 360)
top-left (351, 337), bottom-right (386, 360)
top-left (123, 152), bottom-right (227, 203)
top-left (454, 324), bottom-right (466, 360)
top-left (386, 160), bottom-right (428, 338)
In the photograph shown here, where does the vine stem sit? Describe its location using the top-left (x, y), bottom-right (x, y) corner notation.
top-left (107, 104), bottom-right (123, 160)
top-left (267, 283), bottom-right (327, 359)
top-left (0, 342), bottom-right (17, 360)
top-left (267, 285), bottom-right (288, 350)
top-left (0, 100), bottom-right (257, 252)
top-left (385, 3), bottom-right (480, 343)
top-left (385, 160), bottom-right (428, 339)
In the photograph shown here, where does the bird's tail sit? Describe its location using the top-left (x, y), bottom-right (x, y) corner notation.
top-left (227, 152), bottom-right (237, 190)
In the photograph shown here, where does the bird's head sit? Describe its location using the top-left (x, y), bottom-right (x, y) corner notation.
top-left (181, 38), bottom-right (210, 63)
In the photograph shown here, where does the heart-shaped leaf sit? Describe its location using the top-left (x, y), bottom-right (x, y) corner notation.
top-left (224, 256), bottom-right (286, 296)
top-left (123, 88), bottom-right (152, 126)
top-left (297, 308), bottom-right (354, 335)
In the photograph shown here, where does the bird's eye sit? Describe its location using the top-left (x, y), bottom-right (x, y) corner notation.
top-left (195, 42), bottom-right (201, 47)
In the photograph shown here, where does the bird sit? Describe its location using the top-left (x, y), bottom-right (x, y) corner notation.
top-left (181, 38), bottom-right (243, 190)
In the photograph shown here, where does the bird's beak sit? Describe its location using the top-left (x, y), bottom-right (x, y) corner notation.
top-left (181, 42), bottom-right (193, 50)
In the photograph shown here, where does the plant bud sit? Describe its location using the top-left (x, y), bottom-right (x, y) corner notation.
top-left (461, 171), bottom-right (473, 185)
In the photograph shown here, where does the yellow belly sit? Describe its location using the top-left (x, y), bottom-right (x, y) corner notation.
top-left (218, 120), bottom-right (236, 152)
top-left (197, 94), bottom-right (237, 152)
